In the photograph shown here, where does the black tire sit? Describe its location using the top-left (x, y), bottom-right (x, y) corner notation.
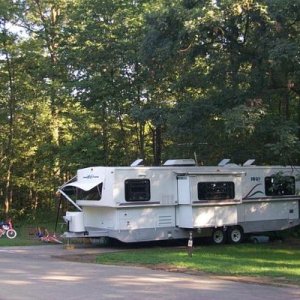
top-left (212, 228), bottom-right (226, 244)
top-left (228, 226), bottom-right (243, 244)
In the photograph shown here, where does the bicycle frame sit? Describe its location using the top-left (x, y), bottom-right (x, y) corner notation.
top-left (0, 220), bottom-right (17, 239)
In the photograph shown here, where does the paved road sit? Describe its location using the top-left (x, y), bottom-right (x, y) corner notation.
top-left (0, 245), bottom-right (299, 300)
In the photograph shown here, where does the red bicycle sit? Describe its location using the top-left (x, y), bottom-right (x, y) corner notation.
top-left (0, 219), bottom-right (17, 239)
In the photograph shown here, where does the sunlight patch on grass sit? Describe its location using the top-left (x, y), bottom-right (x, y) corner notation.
top-left (96, 243), bottom-right (300, 283)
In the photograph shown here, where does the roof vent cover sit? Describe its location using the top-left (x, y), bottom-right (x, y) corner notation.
top-left (130, 159), bottom-right (144, 167)
top-left (243, 159), bottom-right (255, 166)
top-left (218, 159), bottom-right (231, 167)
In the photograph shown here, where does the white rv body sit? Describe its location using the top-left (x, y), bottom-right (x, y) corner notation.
top-left (58, 160), bottom-right (300, 243)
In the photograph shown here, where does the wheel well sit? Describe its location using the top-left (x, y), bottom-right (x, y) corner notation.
top-left (231, 225), bottom-right (244, 233)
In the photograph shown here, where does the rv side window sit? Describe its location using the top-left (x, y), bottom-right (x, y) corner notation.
top-left (198, 182), bottom-right (235, 200)
top-left (62, 186), bottom-right (76, 201)
top-left (77, 183), bottom-right (103, 200)
top-left (265, 176), bottom-right (295, 196)
top-left (125, 179), bottom-right (150, 202)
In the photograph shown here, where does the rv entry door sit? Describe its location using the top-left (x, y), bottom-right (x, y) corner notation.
top-left (176, 176), bottom-right (193, 228)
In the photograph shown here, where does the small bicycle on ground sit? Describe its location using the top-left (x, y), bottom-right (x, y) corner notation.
top-left (0, 219), bottom-right (17, 239)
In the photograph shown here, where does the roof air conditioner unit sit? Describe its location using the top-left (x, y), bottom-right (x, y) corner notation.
top-left (163, 159), bottom-right (196, 166)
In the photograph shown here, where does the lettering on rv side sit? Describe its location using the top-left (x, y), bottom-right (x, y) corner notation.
top-left (250, 177), bottom-right (261, 182)
top-left (83, 175), bottom-right (100, 179)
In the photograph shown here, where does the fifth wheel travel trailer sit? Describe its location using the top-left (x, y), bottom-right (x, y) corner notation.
top-left (58, 159), bottom-right (300, 244)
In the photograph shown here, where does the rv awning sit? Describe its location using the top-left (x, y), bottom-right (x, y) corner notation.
top-left (62, 177), bottom-right (104, 191)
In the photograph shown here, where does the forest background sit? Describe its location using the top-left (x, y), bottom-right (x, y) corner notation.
top-left (0, 0), bottom-right (299, 221)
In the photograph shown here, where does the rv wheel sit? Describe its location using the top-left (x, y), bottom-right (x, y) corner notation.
top-left (228, 226), bottom-right (243, 244)
top-left (212, 228), bottom-right (226, 244)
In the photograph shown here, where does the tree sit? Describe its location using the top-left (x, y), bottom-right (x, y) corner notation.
top-left (0, 0), bottom-right (23, 214)
top-left (64, 0), bottom-right (154, 165)
top-left (0, 0), bottom-right (299, 219)
top-left (141, 0), bottom-right (300, 164)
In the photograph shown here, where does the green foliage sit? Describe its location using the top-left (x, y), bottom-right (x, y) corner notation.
top-left (265, 121), bottom-right (300, 164)
top-left (0, 0), bottom-right (299, 219)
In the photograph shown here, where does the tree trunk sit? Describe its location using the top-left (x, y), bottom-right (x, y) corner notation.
top-left (3, 31), bottom-right (15, 214)
top-left (4, 164), bottom-right (12, 214)
top-left (101, 104), bottom-right (109, 165)
top-left (139, 122), bottom-right (145, 160)
top-left (152, 125), bottom-right (162, 166)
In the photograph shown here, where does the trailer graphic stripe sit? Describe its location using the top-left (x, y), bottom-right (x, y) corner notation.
top-left (244, 183), bottom-right (263, 199)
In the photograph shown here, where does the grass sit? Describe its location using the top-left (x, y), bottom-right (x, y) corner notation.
top-left (0, 222), bottom-right (66, 247)
top-left (0, 227), bottom-right (41, 246)
top-left (96, 242), bottom-right (300, 284)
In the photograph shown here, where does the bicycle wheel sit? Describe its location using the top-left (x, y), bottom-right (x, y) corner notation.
top-left (6, 229), bottom-right (17, 239)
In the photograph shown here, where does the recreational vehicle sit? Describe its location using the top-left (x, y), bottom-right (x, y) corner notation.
top-left (58, 159), bottom-right (300, 244)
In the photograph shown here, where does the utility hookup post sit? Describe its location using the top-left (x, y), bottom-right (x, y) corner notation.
top-left (187, 231), bottom-right (193, 257)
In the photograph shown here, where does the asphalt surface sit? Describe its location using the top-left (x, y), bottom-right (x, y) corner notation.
top-left (0, 244), bottom-right (299, 300)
